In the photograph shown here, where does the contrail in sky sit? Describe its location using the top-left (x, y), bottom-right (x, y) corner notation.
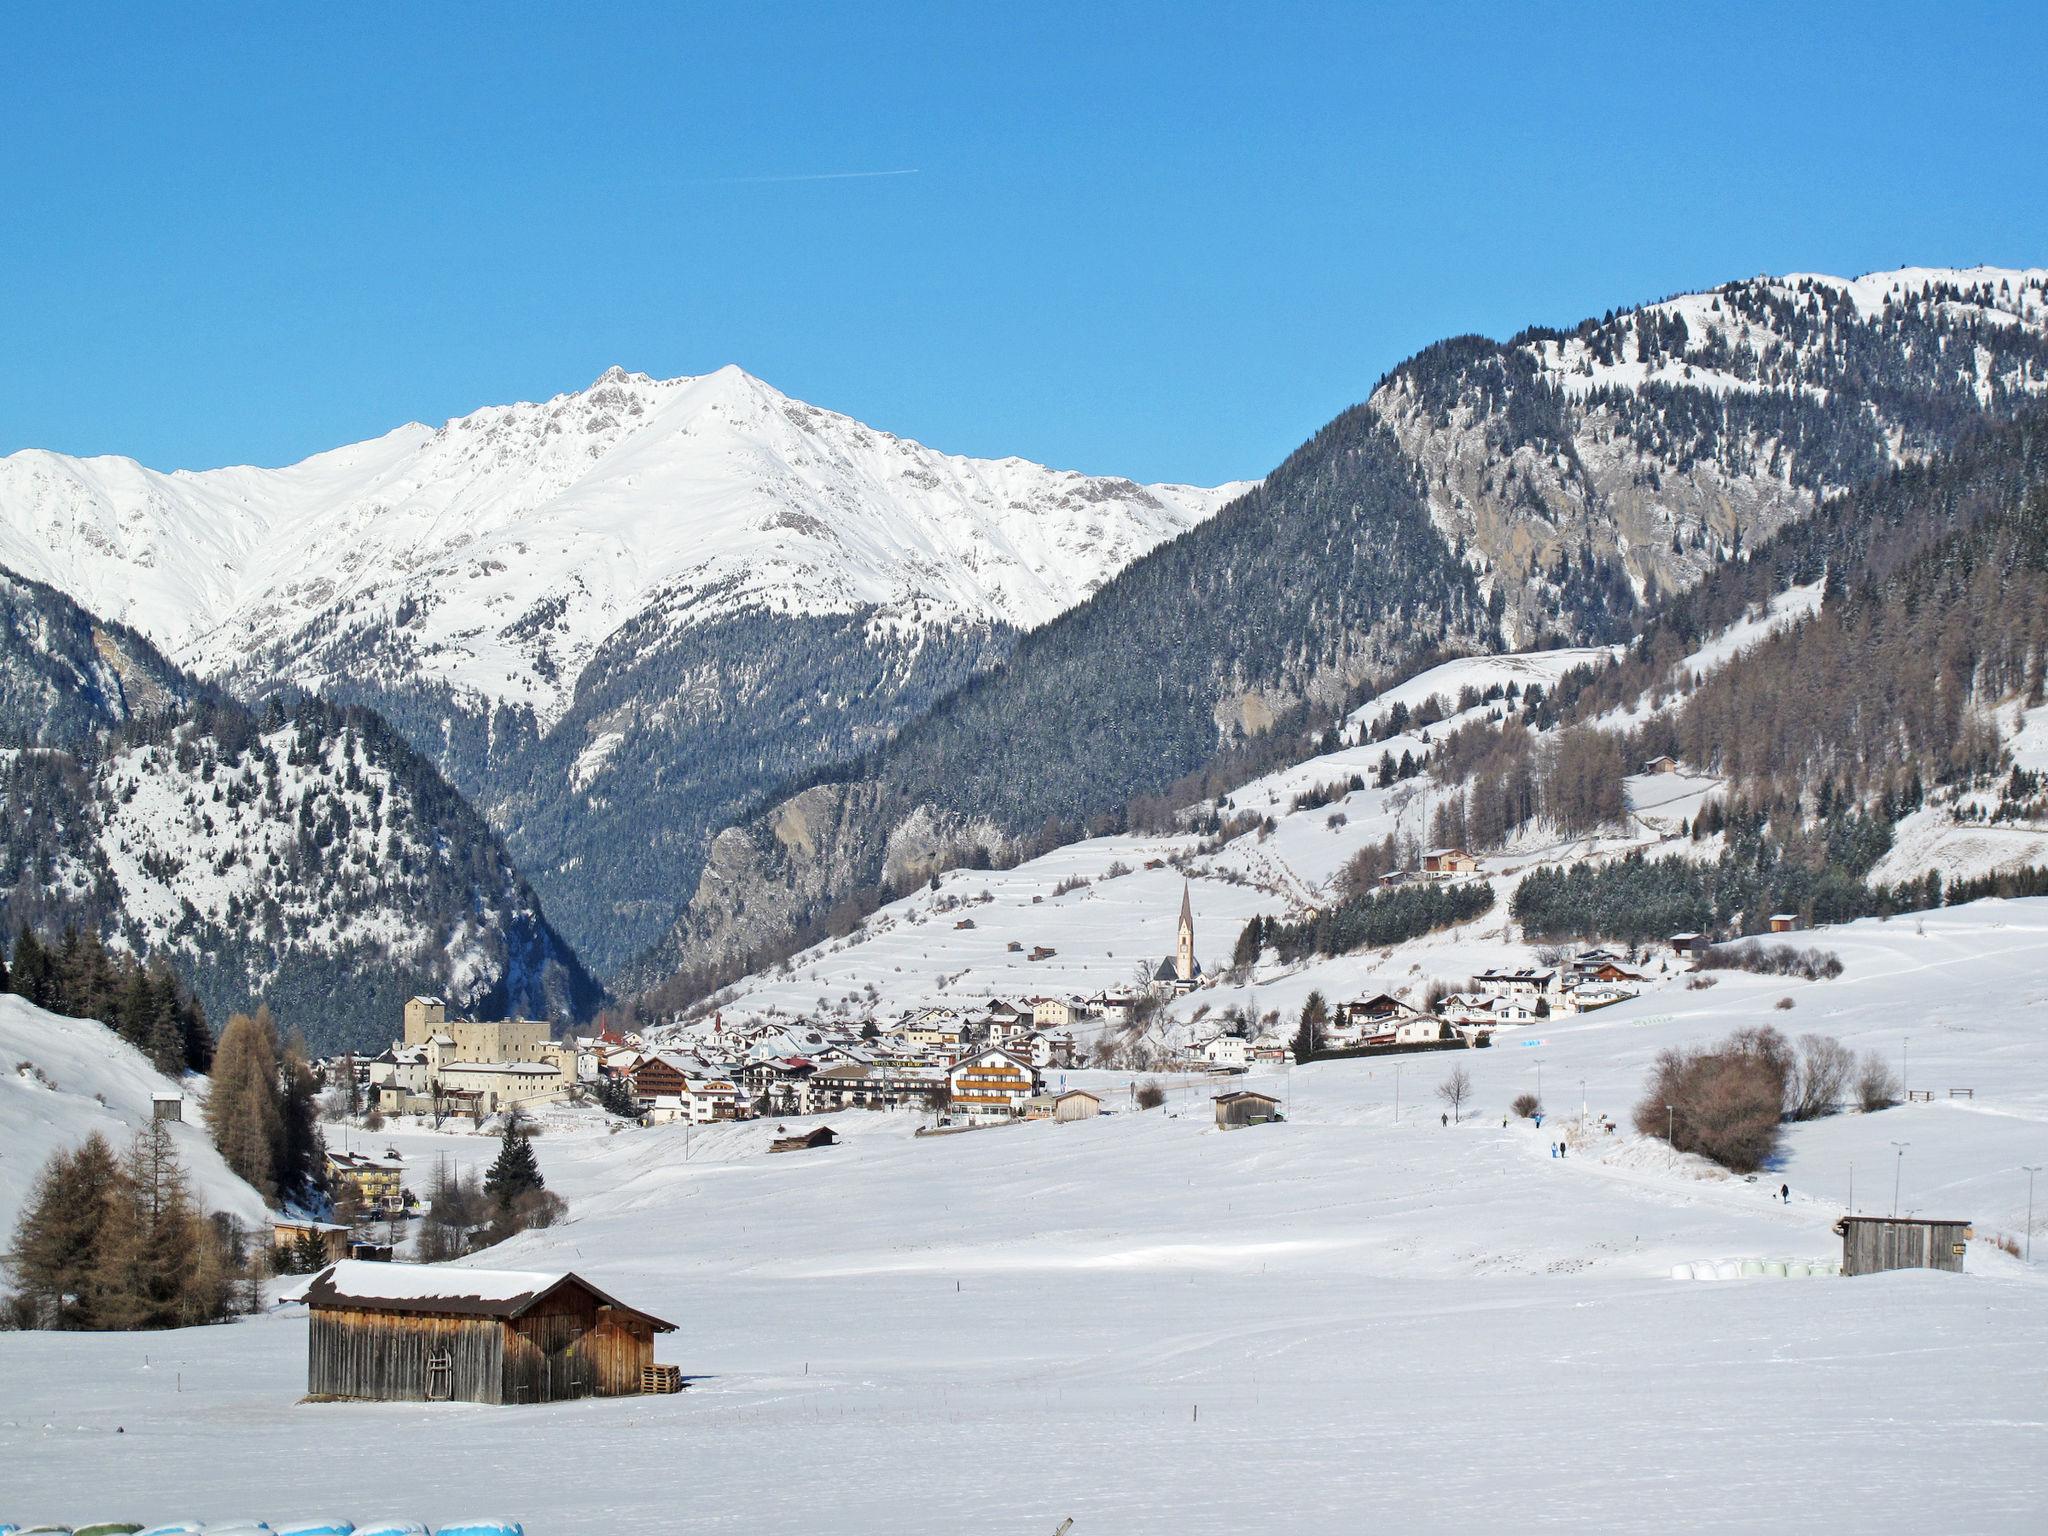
top-left (694, 168), bottom-right (922, 185)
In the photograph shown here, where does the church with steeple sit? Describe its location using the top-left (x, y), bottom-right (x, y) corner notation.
top-left (1150, 882), bottom-right (1204, 995)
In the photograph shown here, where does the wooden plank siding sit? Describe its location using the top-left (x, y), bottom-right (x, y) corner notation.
top-left (309, 1307), bottom-right (506, 1403)
top-left (303, 1265), bottom-right (671, 1405)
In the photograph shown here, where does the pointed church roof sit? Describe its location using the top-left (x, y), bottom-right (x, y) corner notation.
top-left (1179, 881), bottom-right (1193, 929)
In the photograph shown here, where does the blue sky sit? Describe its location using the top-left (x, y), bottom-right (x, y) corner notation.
top-left (4, 2), bottom-right (2043, 486)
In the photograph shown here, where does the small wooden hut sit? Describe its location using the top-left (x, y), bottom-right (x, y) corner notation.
top-left (303, 1260), bottom-right (676, 1404)
top-left (1835, 1215), bottom-right (1973, 1276)
top-left (769, 1125), bottom-right (839, 1153)
top-left (1213, 1090), bottom-right (1282, 1130)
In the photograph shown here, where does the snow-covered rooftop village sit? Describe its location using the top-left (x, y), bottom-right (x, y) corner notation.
top-left (7, 10), bottom-right (2048, 1533)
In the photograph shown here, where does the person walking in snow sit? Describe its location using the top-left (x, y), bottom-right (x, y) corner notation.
top-left (1441, 1112), bottom-right (1448, 1128)
top-left (1780, 1183), bottom-right (1790, 1204)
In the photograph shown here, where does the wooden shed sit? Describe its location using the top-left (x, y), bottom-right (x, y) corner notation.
top-left (769, 1125), bottom-right (838, 1153)
top-left (303, 1260), bottom-right (676, 1405)
top-left (1835, 1216), bottom-right (1973, 1276)
top-left (1213, 1090), bottom-right (1282, 1129)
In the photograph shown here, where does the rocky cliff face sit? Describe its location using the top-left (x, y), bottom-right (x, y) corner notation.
top-left (1374, 267), bottom-right (2048, 644)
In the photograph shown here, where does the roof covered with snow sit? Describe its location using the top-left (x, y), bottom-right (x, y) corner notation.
top-left (298, 1260), bottom-right (674, 1328)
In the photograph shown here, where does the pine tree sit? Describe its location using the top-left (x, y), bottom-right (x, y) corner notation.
top-left (484, 1113), bottom-right (544, 1213)
top-left (278, 1027), bottom-right (325, 1200)
top-left (207, 1007), bottom-right (286, 1201)
top-left (1291, 991), bottom-right (1329, 1064)
top-left (9, 927), bottom-right (52, 1006)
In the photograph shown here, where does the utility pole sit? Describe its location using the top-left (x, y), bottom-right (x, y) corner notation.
top-left (1890, 1141), bottom-right (1909, 1216)
top-left (1665, 1103), bottom-right (1675, 1145)
top-left (2025, 1165), bottom-right (2043, 1263)
top-left (1394, 1062), bottom-right (1401, 1124)
top-left (1902, 1033), bottom-right (1910, 1097)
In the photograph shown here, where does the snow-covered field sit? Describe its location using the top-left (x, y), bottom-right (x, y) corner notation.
top-left (5, 902), bottom-right (2046, 1532)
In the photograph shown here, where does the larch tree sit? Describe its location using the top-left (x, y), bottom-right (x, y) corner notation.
top-left (207, 1007), bottom-right (286, 1200)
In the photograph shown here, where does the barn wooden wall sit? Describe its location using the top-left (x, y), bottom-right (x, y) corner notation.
top-left (309, 1308), bottom-right (505, 1403)
top-left (1841, 1221), bottom-right (1968, 1276)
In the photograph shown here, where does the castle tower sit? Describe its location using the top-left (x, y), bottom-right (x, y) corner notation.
top-left (402, 995), bottom-right (446, 1048)
top-left (1175, 883), bottom-right (1196, 983)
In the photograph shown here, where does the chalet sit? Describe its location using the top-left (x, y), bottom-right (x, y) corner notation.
top-left (1421, 847), bottom-right (1479, 877)
top-left (1201, 1035), bottom-right (1250, 1070)
top-left (1212, 1090), bottom-right (1282, 1130)
top-left (1393, 1016), bottom-right (1454, 1045)
top-left (326, 1150), bottom-right (406, 1214)
top-left (1027, 996), bottom-right (1080, 1029)
top-left (1669, 931), bottom-right (1710, 959)
top-left (946, 1047), bottom-right (1039, 1122)
top-left (1641, 754), bottom-right (1679, 775)
top-left (1027, 1029), bottom-right (1075, 1070)
top-left (1475, 969), bottom-right (1556, 1002)
top-left (302, 1261), bottom-right (676, 1405)
top-left (902, 1010), bottom-right (967, 1052)
top-left (1437, 991), bottom-right (1496, 1024)
top-left (1769, 913), bottom-right (1801, 934)
top-left (803, 1063), bottom-right (947, 1114)
top-left (1021, 1089), bottom-right (1102, 1123)
top-left (1249, 1031), bottom-right (1290, 1062)
top-left (272, 1216), bottom-right (351, 1265)
top-left (1338, 992), bottom-right (1423, 1031)
top-left (1089, 992), bottom-right (1139, 1025)
top-left (768, 1125), bottom-right (838, 1153)
top-left (151, 1091), bottom-right (183, 1123)
top-left (1584, 962), bottom-right (1644, 985)
top-left (1029, 945), bottom-right (1057, 962)
top-left (631, 1051), bottom-right (701, 1102)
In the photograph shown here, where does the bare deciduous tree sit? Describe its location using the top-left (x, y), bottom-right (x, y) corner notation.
top-left (1789, 1034), bottom-right (1854, 1120)
top-left (1437, 1066), bottom-right (1473, 1124)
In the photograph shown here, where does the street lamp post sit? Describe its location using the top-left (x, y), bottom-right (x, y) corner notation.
top-left (2025, 1165), bottom-right (2043, 1264)
top-left (1890, 1141), bottom-right (1909, 1216)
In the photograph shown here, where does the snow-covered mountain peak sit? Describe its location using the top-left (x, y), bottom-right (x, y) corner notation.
top-left (0, 370), bottom-right (1250, 727)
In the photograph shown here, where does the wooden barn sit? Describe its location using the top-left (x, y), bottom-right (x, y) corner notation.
top-left (1835, 1215), bottom-right (1973, 1276)
top-left (769, 1125), bottom-right (838, 1153)
top-left (1213, 1090), bottom-right (1282, 1129)
top-left (303, 1261), bottom-right (676, 1405)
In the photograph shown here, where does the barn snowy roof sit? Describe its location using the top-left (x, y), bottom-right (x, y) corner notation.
top-left (298, 1260), bottom-right (675, 1328)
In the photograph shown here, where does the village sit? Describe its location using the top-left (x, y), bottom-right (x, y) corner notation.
top-left (323, 881), bottom-right (1677, 1145)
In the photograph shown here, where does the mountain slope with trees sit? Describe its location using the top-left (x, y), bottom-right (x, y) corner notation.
top-left (635, 269), bottom-right (2048, 1004)
top-left (0, 571), bottom-right (601, 1055)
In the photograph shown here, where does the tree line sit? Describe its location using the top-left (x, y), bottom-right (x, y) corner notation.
top-left (1240, 880), bottom-right (1496, 966)
top-left (5, 925), bottom-right (213, 1077)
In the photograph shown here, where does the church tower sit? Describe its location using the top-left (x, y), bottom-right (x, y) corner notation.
top-left (1175, 882), bottom-right (1196, 983)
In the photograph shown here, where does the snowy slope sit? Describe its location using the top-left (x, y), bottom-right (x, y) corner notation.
top-left (0, 995), bottom-right (269, 1239)
top-left (0, 366), bottom-right (1250, 729)
top-left (3, 902), bottom-right (2044, 1531)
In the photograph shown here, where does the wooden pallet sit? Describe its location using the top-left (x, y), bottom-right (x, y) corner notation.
top-left (640, 1364), bottom-right (683, 1394)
